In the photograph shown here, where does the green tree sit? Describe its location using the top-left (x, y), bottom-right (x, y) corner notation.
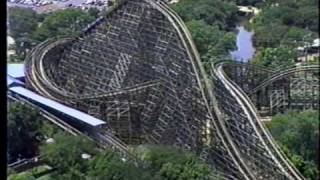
top-left (171, 0), bottom-right (237, 68)
top-left (7, 102), bottom-right (44, 163)
top-left (8, 172), bottom-right (36, 180)
top-left (32, 9), bottom-right (95, 42)
top-left (186, 20), bottom-right (236, 65)
top-left (25, 143), bottom-right (221, 179)
top-left (284, 27), bottom-right (312, 45)
top-left (8, 7), bottom-right (39, 60)
top-left (253, 22), bottom-right (289, 48)
top-left (87, 7), bottom-right (100, 18)
top-left (252, 0), bottom-right (318, 49)
top-left (40, 133), bottom-right (97, 174)
top-left (186, 20), bottom-right (224, 54)
top-left (38, 121), bottom-right (62, 138)
top-left (253, 46), bottom-right (297, 69)
top-left (134, 145), bottom-right (219, 180)
top-left (171, 0), bottom-right (238, 31)
top-left (86, 149), bottom-right (150, 180)
top-left (266, 111), bottom-right (319, 179)
top-left (8, 7), bottom-right (38, 40)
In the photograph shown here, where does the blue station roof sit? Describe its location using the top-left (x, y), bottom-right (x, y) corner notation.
top-left (7, 63), bottom-right (25, 78)
top-left (7, 75), bottom-right (24, 87)
top-left (9, 86), bottom-right (106, 127)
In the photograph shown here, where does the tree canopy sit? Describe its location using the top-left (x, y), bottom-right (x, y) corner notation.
top-left (19, 136), bottom-right (220, 180)
top-left (8, 171), bottom-right (37, 180)
top-left (171, 0), bottom-right (238, 31)
top-left (7, 102), bottom-right (44, 163)
top-left (7, 8), bottom-right (96, 62)
top-left (86, 149), bottom-right (150, 180)
top-left (170, 0), bottom-right (237, 67)
top-left (252, 0), bottom-right (318, 48)
top-left (32, 9), bottom-right (95, 42)
top-left (186, 20), bottom-right (236, 56)
top-left (40, 133), bottom-right (97, 174)
top-left (266, 111), bottom-right (319, 179)
top-left (252, 45), bottom-right (297, 69)
top-left (8, 7), bottom-right (40, 62)
top-left (8, 7), bottom-right (38, 40)
top-left (133, 145), bottom-right (219, 180)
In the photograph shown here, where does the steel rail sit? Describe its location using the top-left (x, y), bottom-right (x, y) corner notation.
top-left (157, 1), bottom-right (257, 179)
top-left (215, 63), bottom-right (304, 179)
top-left (216, 63), bottom-right (299, 169)
top-left (21, 0), bottom-right (318, 179)
top-left (216, 62), bottom-right (317, 180)
top-left (215, 62), bottom-right (319, 179)
top-left (153, 2), bottom-right (252, 179)
top-left (249, 66), bottom-right (319, 95)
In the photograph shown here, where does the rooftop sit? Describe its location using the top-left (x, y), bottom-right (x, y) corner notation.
top-left (7, 63), bottom-right (25, 78)
top-left (9, 86), bottom-right (106, 126)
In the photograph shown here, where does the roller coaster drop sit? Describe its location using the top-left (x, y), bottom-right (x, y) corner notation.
top-left (22, 0), bottom-right (319, 179)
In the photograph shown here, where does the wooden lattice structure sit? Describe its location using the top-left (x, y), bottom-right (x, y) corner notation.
top-left (221, 62), bottom-right (319, 116)
top-left (24, 0), bottom-right (319, 179)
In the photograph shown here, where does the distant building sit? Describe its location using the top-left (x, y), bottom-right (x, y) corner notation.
top-left (297, 38), bottom-right (320, 53)
top-left (7, 63), bottom-right (25, 80)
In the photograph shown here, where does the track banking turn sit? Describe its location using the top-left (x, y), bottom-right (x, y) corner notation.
top-left (13, 0), bottom-right (319, 179)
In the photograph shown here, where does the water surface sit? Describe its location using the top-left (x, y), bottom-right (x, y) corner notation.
top-left (230, 26), bottom-right (255, 62)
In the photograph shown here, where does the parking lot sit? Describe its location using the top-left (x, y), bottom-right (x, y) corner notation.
top-left (8, 0), bottom-right (109, 13)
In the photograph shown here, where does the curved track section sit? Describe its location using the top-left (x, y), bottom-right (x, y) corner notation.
top-left (219, 62), bottom-right (319, 116)
top-left (211, 63), bottom-right (318, 180)
top-left (23, 0), bottom-right (319, 179)
top-left (249, 66), bottom-right (319, 94)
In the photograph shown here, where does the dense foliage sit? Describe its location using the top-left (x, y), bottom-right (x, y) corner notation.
top-left (249, 0), bottom-right (319, 68)
top-left (133, 145), bottom-right (219, 180)
top-left (31, 9), bottom-right (95, 42)
top-left (10, 137), bottom-right (219, 179)
top-left (7, 101), bottom-right (64, 164)
top-left (8, 171), bottom-right (37, 180)
top-left (171, 0), bottom-right (238, 31)
top-left (266, 111), bottom-right (319, 179)
top-left (8, 101), bottom-right (219, 179)
top-left (253, 45), bottom-right (298, 69)
top-left (8, 8), bottom-right (96, 62)
top-left (7, 102), bottom-right (44, 163)
top-left (85, 150), bottom-right (149, 180)
top-left (8, 7), bottom-right (38, 40)
top-left (171, 0), bottom-right (237, 67)
top-left (252, 0), bottom-right (318, 48)
top-left (40, 133), bottom-right (97, 173)
top-left (39, 141), bottom-right (219, 179)
top-left (186, 20), bottom-right (236, 56)
top-left (8, 7), bottom-right (39, 62)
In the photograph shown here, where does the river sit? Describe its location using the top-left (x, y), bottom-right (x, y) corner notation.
top-left (230, 25), bottom-right (255, 62)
